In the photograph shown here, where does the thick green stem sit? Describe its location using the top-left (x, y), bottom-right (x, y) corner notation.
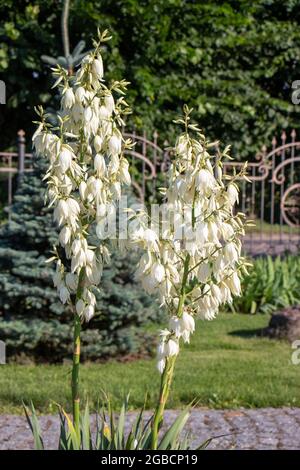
top-left (61, 0), bottom-right (70, 58)
top-left (151, 356), bottom-right (176, 449)
top-left (71, 267), bottom-right (85, 441)
top-left (72, 314), bottom-right (81, 439)
top-left (151, 255), bottom-right (190, 449)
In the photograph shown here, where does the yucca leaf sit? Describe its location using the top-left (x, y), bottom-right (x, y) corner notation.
top-left (80, 402), bottom-right (91, 450)
top-left (61, 408), bottom-right (80, 450)
top-left (58, 408), bottom-right (69, 450)
top-left (158, 408), bottom-right (190, 450)
top-left (23, 401), bottom-right (44, 450)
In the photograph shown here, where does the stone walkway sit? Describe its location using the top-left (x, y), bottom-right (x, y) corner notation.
top-left (1, 407), bottom-right (300, 450)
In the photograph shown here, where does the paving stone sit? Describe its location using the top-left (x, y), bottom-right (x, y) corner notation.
top-left (0, 408), bottom-right (300, 450)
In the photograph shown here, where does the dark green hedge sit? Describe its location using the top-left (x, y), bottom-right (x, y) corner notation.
top-left (1, 0), bottom-right (300, 158)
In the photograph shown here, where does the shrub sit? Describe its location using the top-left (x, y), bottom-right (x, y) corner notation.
top-left (231, 255), bottom-right (300, 314)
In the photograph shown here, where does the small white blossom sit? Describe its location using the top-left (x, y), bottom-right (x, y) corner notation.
top-left (63, 88), bottom-right (75, 109)
top-left (92, 57), bottom-right (104, 79)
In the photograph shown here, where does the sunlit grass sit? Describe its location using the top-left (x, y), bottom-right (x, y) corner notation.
top-left (0, 313), bottom-right (298, 414)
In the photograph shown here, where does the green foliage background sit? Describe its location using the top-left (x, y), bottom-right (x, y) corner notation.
top-left (1, 0), bottom-right (300, 158)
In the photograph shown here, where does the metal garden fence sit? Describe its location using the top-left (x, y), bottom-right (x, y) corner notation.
top-left (1, 129), bottom-right (300, 255)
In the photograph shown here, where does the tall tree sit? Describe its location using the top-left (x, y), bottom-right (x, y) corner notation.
top-left (1, 0), bottom-right (300, 159)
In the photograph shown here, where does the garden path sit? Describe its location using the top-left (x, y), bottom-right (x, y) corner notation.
top-left (0, 407), bottom-right (299, 450)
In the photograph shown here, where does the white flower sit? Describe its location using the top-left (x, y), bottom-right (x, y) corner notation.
top-left (198, 263), bottom-right (210, 283)
top-left (211, 285), bottom-right (222, 304)
top-left (224, 242), bottom-right (239, 263)
top-left (54, 200), bottom-right (69, 226)
top-left (195, 169), bottom-right (216, 193)
top-left (157, 359), bottom-right (166, 374)
top-left (111, 182), bottom-right (121, 200)
top-left (181, 311), bottom-right (195, 333)
top-left (76, 299), bottom-right (85, 315)
top-left (220, 223), bottom-right (234, 241)
top-left (92, 57), bottom-right (104, 79)
top-left (75, 86), bottom-right (86, 103)
top-left (59, 285), bottom-right (70, 304)
top-left (67, 198), bottom-right (80, 216)
top-left (63, 88), bottom-right (75, 109)
top-left (65, 273), bottom-right (77, 291)
top-left (97, 203), bottom-right (107, 217)
top-left (79, 181), bottom-right (87, 201)
top-left (108, 154), bottom-right (120, 175)
top-left (165, 339), bottom-right (179, 357)
top-left (169, 316), bottom-right (182, 337)
top-left (142, 229), bottom-right (160, 252)
top-left (104, 94), bottom-right (115, 114)
top-left (94, 135), bottom-right (103, 153)
top-left (108, 134), bottom-right (122, 155)
top-left (86, 289), bottom-right (97, 306)
top-left (84, 106), bottom-right (93, 122)
top-left (151, 262), bottom-right (165, 283)
top-left (53, 271), bottom-right (62, 288)
top-left (157, 341), bottom-right (166, 360)
top-left (94, 154), bottom-right (106, 176)
top-left (227, 272), bottom-right (241, 296)
top-left (59, 148), bottom-right (73, 173)
top-left (83, 304), bottom-right (95, 322)
top-left (227, 184), bottom-right (239, 205)
top-left (119, 159), bottom-right (131, 185)
top-left (59, 225), bottom-right (72, 246)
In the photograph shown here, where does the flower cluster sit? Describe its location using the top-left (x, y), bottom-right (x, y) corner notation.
top-left (130, 106), bottom-right (249, 373)
top-left (33, 30), bottom-right (132, 322)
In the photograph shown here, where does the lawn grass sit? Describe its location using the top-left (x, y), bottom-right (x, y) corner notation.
top-left (0, 313), bottom-right (299, 414)
top-left (246, 220), bottom-right (300, 234)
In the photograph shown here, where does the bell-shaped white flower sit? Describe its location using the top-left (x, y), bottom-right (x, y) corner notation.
top-left (227, 184), bottom-right (239, 205)
top-left (63, 88), bottom-right (75, 109)
top-left (94, 153), bottom-right (106, 176)
top-left (59, 148), bottom-right (73, 173)
top-left (108, 134), bottom-right (122, 155)
top-left (59, 285), bottom-right (70, 304)
top-left (83, 304), bottom-right (95, 322)
top-left (151, 262), bottom-right (165, 284)
top-left (94, 135), bottom-right (103, 153)
top-left (76, 299), bottom-right (85, 316)
top-left (195, 169), bottom-right (216, 193)
top-left (157, 359), bottom-right (166, 374)
top-left (165, 339), bottom-right (179, 357)
top-left (92, 57), bottom-right (104, 79)
top-left (59, 225), bottom-right (72, 247)
top-left (104, 94), bottom-right (115, 114)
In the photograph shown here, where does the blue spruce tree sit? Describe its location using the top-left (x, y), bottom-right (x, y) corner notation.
top-left (0, 153), bottom-right (159, 362)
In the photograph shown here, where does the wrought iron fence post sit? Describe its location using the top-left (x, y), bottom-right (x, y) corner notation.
top-left (17, 129), bottom-right (25, 186)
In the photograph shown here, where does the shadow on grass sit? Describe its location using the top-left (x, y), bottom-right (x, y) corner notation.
top-left (228, 328), bottom-right (264, 339)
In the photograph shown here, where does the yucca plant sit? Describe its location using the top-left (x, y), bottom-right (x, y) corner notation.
top-left (231, 255), bottom-right (300, 314)
top-left (24, 398), bottom-right (211, 450)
